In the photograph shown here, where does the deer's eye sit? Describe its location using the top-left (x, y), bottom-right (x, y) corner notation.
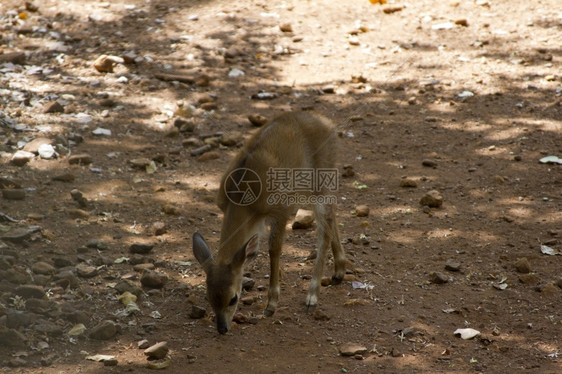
top-left (228, 295), bottom-right (238, 306)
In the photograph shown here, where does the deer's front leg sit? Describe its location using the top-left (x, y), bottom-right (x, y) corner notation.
top-left (264, 219), bottom-right (286, 317)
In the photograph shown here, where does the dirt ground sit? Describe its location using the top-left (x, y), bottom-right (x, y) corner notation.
top-left (0, 0), bottom-right (561, 373)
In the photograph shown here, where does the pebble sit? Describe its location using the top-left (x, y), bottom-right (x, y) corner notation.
top-left (197, 151), bottom-right (220, 162)
top-left (23, 137), bottom-right (53, 154)
top-left (292, 209), bottom-right (314, 229)
top-left (133, 263), bottom-right (155, 272)
top-left (182, 137), bottom-right (201, 147)
top-left (68, 154), bottom-right (92, 165)
top-left (89, 320), bottom-right (118, 340)
top-left (138, 339), bottom-right (150, 349)
top-left (342, 164), bottom-right (355, 177)
top-left (399, 178), bottom-right (418, 188)
top-left (220, 131), bottom-right (244, 146)
top-left (52, 173), bottom-right (76, 182)
top-left (75, 264), bottom-right (98, 278)
top-left (161, 203), bottom-right (181, 215)
top-left (279, 23), bottom-right (293, 33)
top-left (429, 271), bottom-right (449, 284)
top-left (422, 159), bottom-right (438, 168)
top-left (32, 261), bottom-right (56, 275)
top-left (355, 205), bottom-right (370, 217)
top-left (38, 144), bottom-right (56, 159)
top-left (67, 209), bottom-right (90, 219)
top-left (445, 260), bottom-right (461, 272)
top-left (130, 242), bottom-right (155, 254)
top-left (70, 189), bottom-right (88, 208)
top-left (339, 343), bottom-right (368, 357)
top-left (419, 190), bottom-right (443, 208)
top-left (514, 257), bottom-right (531, 274)
top-left (93, 55), bottom-right (123, 73)
top-left (539, 283), bottom-right (559, 296)
top-left (152, 222), bottom-right (167, 236)
top-left (190, 144), bottom-right (212, 157)
top-left (1, 226), bottom-right (41, 243)
top-left (0, 52), bottom-right (26, 65)
top-left (248, 114), bottom-right (268, 127)
top-left (189, 305), bottom-right (206, 319)
top-left (174, 117), bottom-right (195, 132)
top-left (144, 341), bottom-right (169, 359)
top-left (313, 309), bottom-right (330, 321)
top-left (11, 150), bottom-right (35, 166)
top-left (44, 101), bottom-right (64, 114)
top-left (2, 189), bottom-right (25, 200)
top-left (129, 158), bottom-right (151, 169)
top-left (0, 326), bottom-right (27, 348)
top-left (242, 277), bottom-right (255, 291)
top-left (140, 270), bottom-right (168, 288)
top-left (518, 273), bottom-right (540, 285)
top-left (14, 284), bottom-right (45, 299)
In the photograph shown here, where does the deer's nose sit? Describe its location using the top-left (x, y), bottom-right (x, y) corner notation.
top-left (217, 324), bottom-right (228, 334)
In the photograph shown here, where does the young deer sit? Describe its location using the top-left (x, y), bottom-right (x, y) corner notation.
top-left (192, 112), bottom-right (346, 334)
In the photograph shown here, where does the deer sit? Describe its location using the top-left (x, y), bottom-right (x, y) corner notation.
top-left (192, 111), bottom-right (346, 334)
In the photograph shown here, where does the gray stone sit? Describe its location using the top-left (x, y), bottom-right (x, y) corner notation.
top-left (15, 284), bottom-right (45, 299)
top-left (0, 327), bottom-right (27, 348)
top-left (89, 320), bottom-right (118, 340)
top-left (429, 271), bottom-right (449, 284)
top-left (189, 305), bottom-right (206, 319)
top-left (339, 343), bottom-right (368, 357)
top-left (1, 226), bottom-right (42, 244)
top-left (32, 261), bottom-right (56, 275)
top-left (68, 154), bottom-right (92, 165)
top-left (75, 264), bottom-right (98, 278)
top-left (11, 150), bottom-right (35, 166)
top-left (129, 242), bottom-right (155, 254)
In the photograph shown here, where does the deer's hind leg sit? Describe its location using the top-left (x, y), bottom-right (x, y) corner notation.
top-left (328, 204), bottom-right (346, 285)
top-left (305, 204), bottom-right (333, 310)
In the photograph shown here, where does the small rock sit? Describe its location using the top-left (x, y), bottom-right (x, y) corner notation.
top-left (189, 305), bottom-right (206, 319)
top-left (162, 203), bottom-right (181, 215)
top-left (75, 264), bottom-right (98, 278)
top-left (23, 137), bottom-right (53, 154)
top-left (220, 131), bottom-right (244, 146)
top-left (138, 339), bottom-right (150, 349)
top-left (0, 327), bottom-right (27, 348)
top-left (130, 242), bottom-right (155, 254)
top-left (32, 261), bottom-right (56, 275)
top-left (70, 189), bottom-right (88, 208)
top-left (67, 209), bottom-right (90, 219)
top-left (248, 114), bottom-right (268, 127)
top-left (152, 222), bottom-right (167, 236)
top-left (128, 158), bottom-right (151, 169)
top-left (514, 258), bottom-right (531, 274)
top-left (38, 144), bottom-right (56, 159)
top-left (339, 343), bottom-right (368, 357)
top-left (445, 260), bottom-right (461, 272)
top-left (15, 284), bottom-right (45, 299)
top-left (342, 164), bottom-right (355, 178)
top-left (144, 341), bottom-right (169, 359)
top-left (93, 55), bottom-right (123, 73)
top-left (68, 154), bottom-right (92, 165)
top-left (539, 283), bottom-right (559, 296)
top-left (232, 312), bottom-right (247, 324)
top-left (383, 5), bottom-right (404, 14)
top-left (519, 273), bottom-right (540, 285)
top-left (429, 271), bottom-right (448, 284)
top-left (0, 52), bottom-right (26, 65)
top-left (89, 320), bottom-right (118, 340)
top-left (11, 150), bottom-right (35, 166)
top-left (399, 178), bottom-right (418, 188)
top-left (420, 190), bottom-right (443, 208)
top-left (133, 263), bottom-right (155, 272)
top-left (279, 23), bottom-right (293, 33)
top-left (197, 151), bottom-right (220, 162)
top-left (140, 270), bottom-right (168, 288)
top-left (52, 173), bottom-right (76, 182)
top-left (103, 359), bottom-right (118, 367)
top-left (1, 226), bottom-right (41, 243)
top-left (241, 296), bottom-right (255, 305)
top-left (355, 205), bottom-right (370, 217)
top-left (422, 159), bottom-right (437, 168)
top-left (2, 189), bottom-right (25, 200)
top-left (190, 144), bottom-right (212, 157)
top-left (44, 101), bottom-right (64, 114)
top-left (242, 277), bottom-right (255, 291)
top-left (292, 209), bottom-right (314, 229)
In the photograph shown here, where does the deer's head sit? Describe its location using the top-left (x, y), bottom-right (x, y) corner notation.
top-left (192, 232), bottom-right (258, 334)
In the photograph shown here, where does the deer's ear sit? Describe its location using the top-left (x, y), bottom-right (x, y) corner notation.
top-left (232, 234), bottom-right (259, 269)
top-left (193, 232), bottom-right (214, 273)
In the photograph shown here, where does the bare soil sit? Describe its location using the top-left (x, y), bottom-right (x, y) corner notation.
top-left (0, 0), bottom-right (561, 373)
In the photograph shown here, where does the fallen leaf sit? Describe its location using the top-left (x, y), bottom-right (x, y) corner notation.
top-left (541, 245), bottom-right (561, 256)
